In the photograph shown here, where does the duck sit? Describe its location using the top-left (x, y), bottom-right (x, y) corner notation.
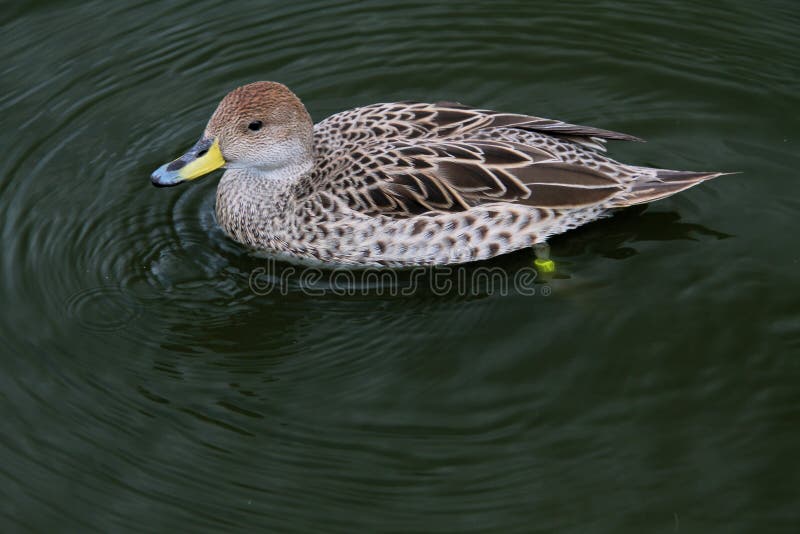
top-left (151, 81), bottom-right (724, 267)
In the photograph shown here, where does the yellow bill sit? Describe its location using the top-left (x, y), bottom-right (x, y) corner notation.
top-left (151, 137), bottom-right (225, 187)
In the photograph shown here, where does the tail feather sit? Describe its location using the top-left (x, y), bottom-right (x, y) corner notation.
top-left (612, 169), bottom-right (732, 207)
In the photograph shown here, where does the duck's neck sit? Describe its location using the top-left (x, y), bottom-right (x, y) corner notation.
top-left (215, 161), bottom-right (313, 250)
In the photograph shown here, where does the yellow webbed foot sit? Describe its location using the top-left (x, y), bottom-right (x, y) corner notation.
top-left (534, 258), bottom-right (556, 273)
top-left (533, 242), bottom-right (555, 273)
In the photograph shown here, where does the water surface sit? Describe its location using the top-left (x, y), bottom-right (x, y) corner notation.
top-left (1, 1), bottom-right (799, 532)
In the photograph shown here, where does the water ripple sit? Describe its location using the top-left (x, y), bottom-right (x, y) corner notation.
top-left (1, 0), bottom-right (798, 531)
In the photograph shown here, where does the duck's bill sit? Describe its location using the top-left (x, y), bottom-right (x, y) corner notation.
top-left (151, 137), bottom-right (225, 187)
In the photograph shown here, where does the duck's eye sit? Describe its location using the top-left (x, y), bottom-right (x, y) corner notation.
top-left (248, 120), bottom-right (263, 131)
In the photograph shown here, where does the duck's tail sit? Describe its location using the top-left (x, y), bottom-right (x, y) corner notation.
top-left (611, 169), bottom-right (735, 208)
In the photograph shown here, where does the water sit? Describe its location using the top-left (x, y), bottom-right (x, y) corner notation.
top-left (1, 1), bottom-right (799, 531)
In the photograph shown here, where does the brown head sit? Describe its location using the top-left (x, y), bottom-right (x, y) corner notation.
top-left (151, 82), bottom-right (314, 187)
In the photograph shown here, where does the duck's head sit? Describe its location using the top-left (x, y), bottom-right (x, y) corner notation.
top-left (151, 81), bottom-right (313, 187)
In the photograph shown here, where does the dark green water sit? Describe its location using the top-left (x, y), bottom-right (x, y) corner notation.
top-left (2, 1), bottom-right (799, 532)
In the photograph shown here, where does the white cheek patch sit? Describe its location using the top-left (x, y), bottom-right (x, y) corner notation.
top-left (226, 138), bottom-right (313, 181)
top-left (226, 138), bottom-right (300, 166)
top-left (261, 138), bottom-right (308, 169)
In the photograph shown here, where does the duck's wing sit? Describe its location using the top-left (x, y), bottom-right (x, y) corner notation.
top-left (414, 100), bottom-right (642, 150)
top-left (324, 138), bottom-right (631, 217)
top-left (311, 102), bottom-right (643, 218)
top-left (314, 101), bottom-right (642, 154)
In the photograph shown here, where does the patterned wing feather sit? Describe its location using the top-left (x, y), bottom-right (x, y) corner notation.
top-left (310, 101), bottom-right (640, 217)
top-left (346, 140), bottom-right (624, 217)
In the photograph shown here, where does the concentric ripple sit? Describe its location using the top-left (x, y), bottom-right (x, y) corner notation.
top-left (1, 1), bottom-right (799, 531)
top-left (64, 286), bottom-right (143, 332)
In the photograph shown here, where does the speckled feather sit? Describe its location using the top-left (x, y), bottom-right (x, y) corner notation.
top-left (208, 83), bottom-right (722, 267)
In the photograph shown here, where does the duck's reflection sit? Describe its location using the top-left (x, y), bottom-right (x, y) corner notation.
top-left (549, 205), bottom-right (730, 260)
